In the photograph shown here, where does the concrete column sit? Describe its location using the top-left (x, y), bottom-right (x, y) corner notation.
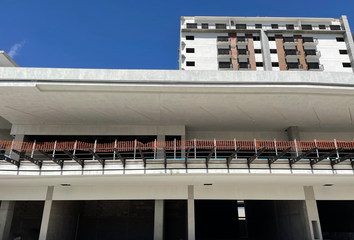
top-left (157, 135), bottom-right (165, 159)
top-left (286, 126), bottom-right (300, 141)
top-left (304, 186), bottom-right (323, 240)
top-left (154, 200), bottom-right (164, 240)
top-left (0, 201), bottom-right (15, 240)
top-left (340, 15), bottom-right (354, 73)
top-left (39, 186), bottom-right (54, 240)
top-left (187, 185), bottom-right (195, 240)
top-left (260, 30), bottom-right (272, 71)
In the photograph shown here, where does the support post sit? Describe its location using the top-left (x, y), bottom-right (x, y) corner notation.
top-left (304, 186), bottom-right (323, 240)
top-left (286, 126), bottom-right (300, 141)
top-left (154, 200), bottom-right (164, 240)
top-left (0, 201), bottom-right (15, 240)
top-left (157, 135), bottom-right (165, 159)
top-left (260, 30), bottom-right (272, 71)
top-left (39, 186), bottom-right (54, 240)
top-left (188, 185), bottom-right (195, 240)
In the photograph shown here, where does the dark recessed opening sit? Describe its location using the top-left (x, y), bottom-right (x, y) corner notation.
top-left (204, 183), bottom-right (213, 186)
top-left (61, 184), bottom-right (71, 187)
top-left (323, 184), bottom-right (333, 187)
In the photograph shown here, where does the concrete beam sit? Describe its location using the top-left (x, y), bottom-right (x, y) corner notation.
top-left (260, 30), bottom-right (272, 71)
top-left (154, 200), bottom-right (164, 240)
top-left (286, 126), bottom-right (300, 141)
top-left (0, 201), bottom-right (15, 240)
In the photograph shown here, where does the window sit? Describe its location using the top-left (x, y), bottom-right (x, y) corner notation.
top-left (319, 25), bottom-right (326, 30)
top-left (236, 24), bottom-right (247, 29)
top-left (255, 49), bottom-right (262, 54)
top-left (271, 24), bottom-right (278, 29)
top-left (302, 24), bottom-right (312, 30)
top-left (272, 62), bottom-right (279, 67)
top-left (308, 62), bottom-right (321, 70)
top-left (286, 24), bottom-right (294, 30)
top-left (343, 62), bottom-right (352, 68)
top-left (186, 36), bottom-right (194, 40)
top-left (219, 62), bottom-right (231, 69)
top-left (186, 23), bottom-right (197, 29)
top-left (268, 37), bottom-right (275, 41)
top-left (186, 61), bottom-right (195, 66)
top-left (217, 36), bottom-right (229, 42)
top-left (339, 50), bottom-right (348, 54)
top-left (186, 48), bottom-right (195, 53)
top-left (330, 25), bottom-right (341, 30)
top-left (256, 62), bottom-right (263, 67)
top-left (202, 23), bottom-right (208, 29)
top-left (215, 23), bottom-right (226, 29)
top-left (270, 49), bottom-right (277, 54)
top-left (336, 37), bottom-right (345, 42)
top-left (255, 24), bottom-right (262, 29)
top-left (253, 36), bottom-right (260, 41)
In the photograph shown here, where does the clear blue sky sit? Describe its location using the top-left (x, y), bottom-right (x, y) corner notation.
top-left (1, 0), bottom-right (353, 69)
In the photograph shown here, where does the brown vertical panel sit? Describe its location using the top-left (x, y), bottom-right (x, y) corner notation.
top-left (246, 34), bottom-right (256, 70)
top-left (275, 35), bottom-right (287, 71)
top-left (294, 35), bottom-right (308, 70)
top-left (229, 33), bottom-right (238, 70)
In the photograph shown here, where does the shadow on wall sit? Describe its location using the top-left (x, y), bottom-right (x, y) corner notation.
top-left (10, 229), bottom-right (39, 240)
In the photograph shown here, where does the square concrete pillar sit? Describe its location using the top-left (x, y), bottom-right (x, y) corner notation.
top-left (304, 186), bottom-right (323, 240)
top-left (157, 135), bottom-right (165, 159)
top-left (154, 200), bottom-right (164, 240)
top-left (0, 201), bottom-right (15, 240)
top-left (188, 185), bottom-right (195, 240)
top-left (39, 186), bottom-right (54, 240)
top-left (286, 126), bottom-right (300, 141)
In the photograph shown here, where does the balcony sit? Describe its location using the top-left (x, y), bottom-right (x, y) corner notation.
top-left (218, 49), bottom-right (232, 58)
top-left (308, 63), bottom-right (324, 71)
top-left (217, 37), bottom-right (231, 46)
top-left (237, 50), bottom-right (250, 58)
top-left (218, 63), bottom-right (233, 70)
top-left (283, 38), bottom-right (299, 46)
top-left (284, 50), bottom-right (301, 59)
top-left (287, 63), bottom-right (304, 71)
top-left (238, 63), bottom-right (252, 70)
top-left (303, 38), bottom-right (318, 47)
top-left (236, 38), bottom-right (249, 46)
top-left (305, 51), bottom-right (321, 59)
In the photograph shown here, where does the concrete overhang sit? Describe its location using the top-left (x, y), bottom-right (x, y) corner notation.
top-left (0, 51), bottom-right (19, 67)
top-left (0, 68), bottom-right (354, 133)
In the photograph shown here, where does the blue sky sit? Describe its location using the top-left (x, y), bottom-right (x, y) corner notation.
top-left (1, 0), bottom-right (353, 69)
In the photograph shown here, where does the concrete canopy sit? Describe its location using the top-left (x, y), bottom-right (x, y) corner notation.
top-left (0, 67), bottom-right (354, 133)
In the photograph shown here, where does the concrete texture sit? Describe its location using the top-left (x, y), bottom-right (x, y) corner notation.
top-left (304, 186), bottom-right (323, 240)
top-left (39, 186), bottom-right (54, 240)
top-left (187, 185), bottom-right (195, 240)
top-left (0, 201), bottom-right (15, 240)
top-left (340, 16), bottom-right (354, 72)
top-left (154, 200), bottom-right (164, 240)
top-left (286, 126), bottom-right (300, 141)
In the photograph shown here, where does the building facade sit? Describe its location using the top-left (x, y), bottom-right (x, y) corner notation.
top-left (179, 16), bottom-right (354, 73)
top-left (0, 16), bottom-right (354, 240)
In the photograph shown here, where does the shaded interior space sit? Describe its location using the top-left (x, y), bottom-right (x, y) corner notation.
top-left (76, 200), bottom-right (154, 240)
top-left (164, 200), bottom-right (187, 240)
top-left (318, 200), bottom-right (354, 240)
top-left (9, 201), bottom-right (44, 240)
top-left (195, 200), bottom-right (239, 240)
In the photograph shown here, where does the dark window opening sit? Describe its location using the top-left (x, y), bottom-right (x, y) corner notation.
top-left (253, 36), bottom-right (260, 41)
top-left (330, 25), bottom-right (341, 30)
top-left (186, 36), bottom-right (194, 40)
top-left (219, 62), bottom-right (232, 69)
top-left (272, 62), bottom-right (279, 67)
top-left (186, 48), bottom-right (195, 53)
top-left (305, 50), bottom-right (317, 56)
top-left (186, 61), bottom-right (195, 66)
top-left (339, 50), bottom-right (348, 54)
top-left (270, 49), bottom-right (277, 54)
top-left (186, 23), bottom-right (197, 29)
top-left (256, 62), bottom-right (263, 67)
top-left (217, 36), bottom-right (229, 42)
top-left (239, 62), bottom-right (251, 69)
top-left (271, 24), bottom-right (278, 29)
top-left (303, 37), bottom-right (314, 43)
top-left (255, 49), bottom-right (262, 54)
top-left (202, 23), bottom-right (208, 29)
top-left (286, 24), bottom-right (294, 30)
top-left (302, 24), bottom-right (312, 30)
top-left (268, 37), bottom-right (275, 41)
top-left (236, 24), bottom-right (247, 29)
top-left (255, 24), bottom-right (262, 29)
top-left (319, 25), bottom-right (326, 30)
top-left (215, 23), bottom-right (227, 29)
top-left (343, 62), bottom-right (352, 68)
top-left (218, 49), bottom-right (230, 55)
top-left (287, 62), bottom-right (301, 69)
top-left (336, 37), bottom-right (345, 42)
top-left (308, 62), bottom-right (321, 70)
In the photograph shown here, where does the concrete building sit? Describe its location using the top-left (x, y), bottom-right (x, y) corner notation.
top-left (0, 16), bottom-right (354, 240)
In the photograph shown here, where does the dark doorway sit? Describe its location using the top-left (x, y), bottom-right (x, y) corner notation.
top-left (164, 200), bottom-right (187, 240)
top-left (195, 200), bottom-right (239, 240)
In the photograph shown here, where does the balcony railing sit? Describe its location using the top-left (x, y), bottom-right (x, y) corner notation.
top-left (283, 38), bottom-right (299, 45)
top-left (236, 38), bottom-right (248, 45)
top-left (284, 50), bottom-right (301, 58)
top-left (303, 38), bottom-right (319, 46)
top-left (308, 64), bottom-right (324, 71)
top-left (238, 63), bottom-right (252, 70)
top-left (305, 51), bottom-right (321, 58)
top-left (218, 63), bottom-right (233, 70)
top-left (218, 49), bottom-right (232, 56)
top-left (217, 37), bottom-right (230, 42)
top-left (287, 63), bottom-right (304, 70)
top-left (237, 50), bottom-right (250, 57)
top-left (182, 24), bottom-right (342, 31)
